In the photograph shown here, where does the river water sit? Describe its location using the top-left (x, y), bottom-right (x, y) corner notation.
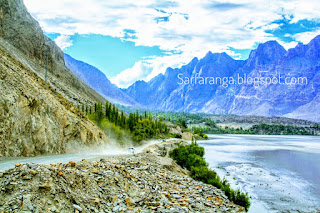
top-left (198, 135), bottom-right (320, 213)
top-left (1, 136), bottom-right (319, 212)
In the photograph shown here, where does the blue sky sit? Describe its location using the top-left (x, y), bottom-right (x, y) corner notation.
top-left (46, 33), bottom-right (166, 78)
top-left (24, 0), bottom-right (320, 88)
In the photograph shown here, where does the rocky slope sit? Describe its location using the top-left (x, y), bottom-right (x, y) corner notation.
top-left (0, 0), bottom-right (110, 157)
top-left (0, 45), bottom-right (108, 157)
top-left (124, 36), bottom-right (320, 122)
top-left (64, 54), bottom-right (140, 107)
top-left (0, 141), bottom-right (245, 212)
top-left (0, 0), bottom-right (105, 105)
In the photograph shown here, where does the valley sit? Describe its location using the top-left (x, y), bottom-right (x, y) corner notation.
top-left (0, 0), bottom-right (320, 212)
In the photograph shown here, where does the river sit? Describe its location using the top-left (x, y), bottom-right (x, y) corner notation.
top-left (198, 134), bottom-right (320, 213)
top-left (1, 136), bottom-right (319, 212)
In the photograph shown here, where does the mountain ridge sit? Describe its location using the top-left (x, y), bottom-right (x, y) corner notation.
top-left (64, 54), bottom-right (141, 107)
top-left (124, 36), bottom-right (320, 122)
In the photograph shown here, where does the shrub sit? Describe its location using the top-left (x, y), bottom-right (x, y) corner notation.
top-left (169, 133), bottom-right (182, 139)
top-left (169, 142), bottom-right (251, 211)
top-left (192, 127), bottom-right (209, 139)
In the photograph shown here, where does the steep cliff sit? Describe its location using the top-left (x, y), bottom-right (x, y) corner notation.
top-left (0, 0), bottom-right (109, 157)
top-left (0, 0), bottom-right (105, 105)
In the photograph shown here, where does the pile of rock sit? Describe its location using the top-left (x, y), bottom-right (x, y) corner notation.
top-left (0, 153), bottom-right (245, 212)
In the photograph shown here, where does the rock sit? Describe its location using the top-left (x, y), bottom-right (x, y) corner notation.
top-left (93, 198), bottom-right (100, 205)
top-left (149, 206), bottom-right (158, 210)
top-left (0, 149), bottom-right (246, 212)
top-left (125, 198), bottom-right (131, 207)
top-left (105, 170), bottom-right (113, 176)
top-left (73, 204), bottom-right (83, 211)
top-left (112, 205), bottom-right (121, 212)
top-left (66, 161), bottom-right (76, 167)
top-left (39, 183), bottom-right (51, 190)
top-left (112, 196), bottom-right (118, 203)
top-left (172, 194), bottom-right (181, 199)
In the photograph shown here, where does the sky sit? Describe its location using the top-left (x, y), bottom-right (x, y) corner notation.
top-left (24, 0), bottom-right (320, 88)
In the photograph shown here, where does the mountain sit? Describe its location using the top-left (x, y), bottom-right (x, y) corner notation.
top-left (64, 54), bottom-right (140, 107)
top-left (0, 0), bottom-right (109, 157)
top-left (124, 36), bottom-right (320, 122)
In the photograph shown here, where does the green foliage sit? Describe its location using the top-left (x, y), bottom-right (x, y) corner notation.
top-left (169, 143), bottom-right (251, 211)
top-left (87, 113), bottom-right (129, 145)
top-left (150, 111), bottom-right (318, 136)
top-left (86, 101), bottom-right (169, 144)
top-left (169, 143), bottom-right (206, 170)
top-left (205, 119), bottom-right (218, 128)
top-left (95, 102), bottom-right (103, 126)
top-left (250, 123), bottom-right (315, 135)
top-left (190, 166), bottom-right (221, 187)
top-left (192, 127), bottom-right (208, 139)
top-left (169, 133), bottom-right (182, 139)
top-left (177, 118), bottom-right (188, 129)
top-left (130, 118), bottom-right (168, 142)
top-left (151, 112), bottom-right (211, 139)
top-left (199, 123), bottom-right (317, 135)
top-left (152, 112), bottom-right (210, 124)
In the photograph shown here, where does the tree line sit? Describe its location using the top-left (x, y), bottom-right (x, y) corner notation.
top-left (79, 102), bottom-right (169, 143)
top-left (196, 123), bottom-right (319, 135)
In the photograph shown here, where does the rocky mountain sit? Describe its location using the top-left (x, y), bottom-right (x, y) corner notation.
top-left (0, 0), bottom-right (109, 157)
top-left (64, 54), bottom-right (140, 107)
top-left (124, 36), bottom-right (320, 122)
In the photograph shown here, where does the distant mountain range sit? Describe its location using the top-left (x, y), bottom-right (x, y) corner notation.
top-left (122, 35), bottom-right (320, 122)
top-left (64, 54), bottom-right (140, 107)
top-left (60, 30), bottom-right (320, 122)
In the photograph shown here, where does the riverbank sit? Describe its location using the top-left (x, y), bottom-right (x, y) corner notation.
top-left (0, 140), bottom-right (245, 212)
top-left (199, 134), bottom-right (320, 212)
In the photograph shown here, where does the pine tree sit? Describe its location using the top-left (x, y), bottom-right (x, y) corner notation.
top-left (115, 108), bottom-right (119, 125)
top-left (112, 104), bottom-right (116, 123)
top-left (128, 113), bottom-right (135, 131)
top-left (136, 110), bottom-right (139, 123)
top-left (95, 102), bottom-right (103, 126)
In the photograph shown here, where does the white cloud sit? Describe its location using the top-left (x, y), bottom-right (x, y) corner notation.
top-left (278, 41), bottom-right (299, 50)
top-left (54, 35), bottom-right (73, 50)
top-left (24, 0), bottom-right (320, 87)
top-left (292, 30), bottom-right (320, 44)
top-left (110, 51), bottom-right (204, 88)
top-left (283, 0), bottom-right (320, 23)
top-left (110, 61), bottom-right (152, 88)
